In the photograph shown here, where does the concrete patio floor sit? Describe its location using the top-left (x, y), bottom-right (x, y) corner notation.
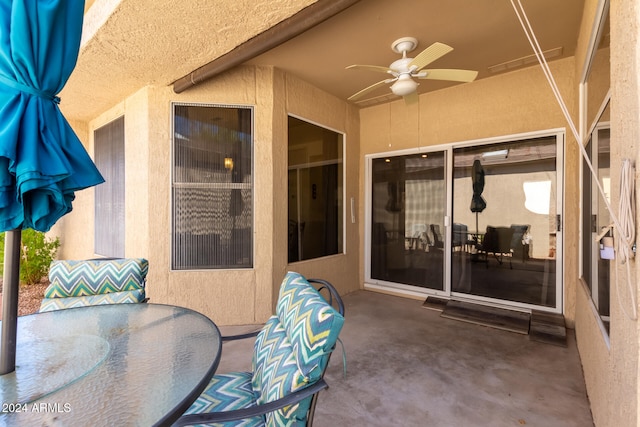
top-left (217, 290), bottom-right (594, 427)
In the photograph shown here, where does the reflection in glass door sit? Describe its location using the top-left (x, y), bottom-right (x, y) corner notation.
top-left (451, 136), bottom-right (560, 310)
top-left (582, 127), bottom-right (610, 329)
top-left (370, 151), bottom-right (446, 291)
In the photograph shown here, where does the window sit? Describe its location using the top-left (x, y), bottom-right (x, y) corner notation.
top-left (172, 104), bottom-right (253, 270)
top-left (288, 116), bottom-right (344, 262)
top-left (580, 0), bottom-right (610, 334)
top-left (582, 115), bottom-right (610, 331)
top-left (94, 117), bottom-right (125, 257)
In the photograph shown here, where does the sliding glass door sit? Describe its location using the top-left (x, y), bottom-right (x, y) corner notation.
top-left (369, 151), bottom-right (446, 291)
top-left (451, 136), bottom-right (561, 310)
top-left (366, 132), bottom-right (563, 312)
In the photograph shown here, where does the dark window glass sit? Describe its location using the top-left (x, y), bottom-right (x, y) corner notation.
top-left (288, 116), bottom-right (343, 262)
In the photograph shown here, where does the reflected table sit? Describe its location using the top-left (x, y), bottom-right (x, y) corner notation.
top-left (0, 303), bottom-right (221, 426)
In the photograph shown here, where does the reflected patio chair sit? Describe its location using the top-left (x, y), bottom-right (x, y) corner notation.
top-left (176, 271), bottom-right (345, 427)
top-left (38, 258), bottom-right (148, 312)
top-left (430, 224), bottom-right (444, 249)
top-left (478, 226), bottom-right (515, 268)
top-left (510, 224), bottom-right (530, 262)
top-left (408, 223), bottom-right (429, 250)
top-left (452, 223), bottom-right (470, 251)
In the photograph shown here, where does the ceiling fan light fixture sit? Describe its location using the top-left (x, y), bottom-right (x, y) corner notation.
top-left (390, 75), bottom-right (418, 96)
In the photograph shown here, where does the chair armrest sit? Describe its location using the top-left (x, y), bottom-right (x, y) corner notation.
top-left (173, 379), bottom-right (328, 426)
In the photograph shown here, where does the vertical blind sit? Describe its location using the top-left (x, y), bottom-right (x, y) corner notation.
top-left (94, 116), bottom-right (125, 257)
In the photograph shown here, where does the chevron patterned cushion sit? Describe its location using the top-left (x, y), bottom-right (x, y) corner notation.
top-left (183, 372), bottom-right (264, 427)
top-left (275, 272), bottom-right (344, 379)
top-left (38, 289), bottom-right (146, 313)
top-left (250, 272), bottom-right (344, 426)
top-left (252, 316), bottom-right (311, 425)
top-left (45, 258), bottom-right (148, 298)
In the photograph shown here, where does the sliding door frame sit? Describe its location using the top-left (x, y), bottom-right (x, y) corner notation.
top-left (364, 143), bottom-right (451, 299)
top-left (364, 128), bottom-right (565, 314)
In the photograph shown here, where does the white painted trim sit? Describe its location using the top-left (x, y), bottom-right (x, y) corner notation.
top-left (364, 281), bottom-right (440, 300)
top-left (587, 92), bottom-right (611, 138)
top-left (576, 0), bottom-right (612, 342)
top-left (579, 0), bottom-right (611, 84)
top-left (448, 128), bottom-right (566, 149)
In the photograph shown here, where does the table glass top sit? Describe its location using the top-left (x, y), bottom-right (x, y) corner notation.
top-left (0, 303), bottom-right (221, 426)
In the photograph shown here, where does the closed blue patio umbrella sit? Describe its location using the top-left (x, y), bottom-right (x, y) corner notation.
top-left (0, 0), bottom-right (104, 373)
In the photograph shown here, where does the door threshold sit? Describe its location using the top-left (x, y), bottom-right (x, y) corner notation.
top-left (440, 299), bottom-right (531, 334)
top-left (423, 297), bottom-right (568, 346)
top-left (422, 296), bottom-right (449, 311)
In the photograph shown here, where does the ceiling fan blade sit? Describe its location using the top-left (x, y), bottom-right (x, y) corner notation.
top-left (346, 64), bottom-right (392, 74)
top-left (348, 78), bottom-right (394, 101)
top-left (409, 42), bottom-right (453, 71)
top-left (418, 69), bottom-right (479, 82)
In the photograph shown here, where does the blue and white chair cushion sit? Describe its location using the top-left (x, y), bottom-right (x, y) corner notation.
top-left (39, 258), bottom-right (148, 312)
top-left (187, 372), bottom-right (263, 427)
top-left (181, 272), bottom-right (345, 427)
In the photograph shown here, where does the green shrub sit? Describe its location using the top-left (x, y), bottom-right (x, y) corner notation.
top-left (0, 229), bottom-right (60, 286)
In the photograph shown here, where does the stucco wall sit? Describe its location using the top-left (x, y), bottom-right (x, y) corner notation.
top-left (57, 64), bottom-right (360, 326)
top-left (142, 66), bottom-right (276, 325)
top-left (278, 70), bottom-right (361, 300)
top-left (359, 57), bottom-right (578, 322)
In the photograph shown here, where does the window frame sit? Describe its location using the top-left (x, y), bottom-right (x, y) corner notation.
top-left (578, 0), bottom-right (611, 345)
top-left (287, 114), bottom-right (346, 263)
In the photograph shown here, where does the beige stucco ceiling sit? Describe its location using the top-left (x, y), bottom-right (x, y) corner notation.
top-left (62, 0), bottom-right (585, 121)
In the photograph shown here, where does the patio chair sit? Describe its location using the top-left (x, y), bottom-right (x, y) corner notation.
top-left (38, 258), bottom-right (148, 312)
top-left (478, 226), bottom-right (514, 268)
top-left (175, 271), bottom-right (345, 427)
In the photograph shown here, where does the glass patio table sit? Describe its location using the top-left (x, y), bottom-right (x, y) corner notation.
top-left (0, 303), bottom-right (221, 426)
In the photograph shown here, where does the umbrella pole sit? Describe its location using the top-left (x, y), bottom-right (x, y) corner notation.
top-left (1, 229), bottom-right (21, 375)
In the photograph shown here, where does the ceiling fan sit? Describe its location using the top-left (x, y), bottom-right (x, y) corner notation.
top-left (346, 37), bottom-right (478, 102)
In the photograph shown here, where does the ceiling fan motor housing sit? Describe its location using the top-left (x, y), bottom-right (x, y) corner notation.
top-left (390, 57), bottom-right (414, 73)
